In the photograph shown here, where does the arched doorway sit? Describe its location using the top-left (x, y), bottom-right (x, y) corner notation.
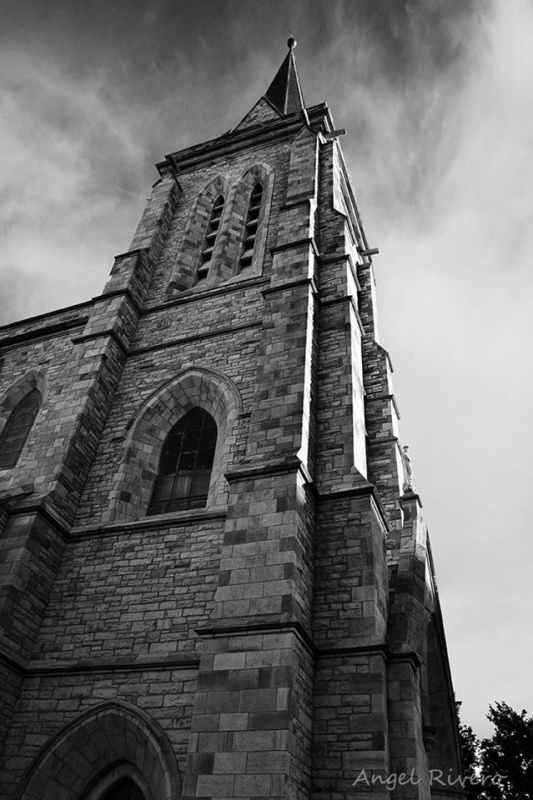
top-left (101, 777), bottom-right (145, 800)
top-left (14, 701), bottom-right (181, 800)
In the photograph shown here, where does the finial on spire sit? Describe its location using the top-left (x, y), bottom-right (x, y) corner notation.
top-left (264, 36), bottom-right (305, 116)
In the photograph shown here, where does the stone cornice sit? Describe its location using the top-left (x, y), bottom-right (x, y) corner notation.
top-left (71, 507), bottom-right (227, 538)
top-left (157, 103), bottom-right (333, 175)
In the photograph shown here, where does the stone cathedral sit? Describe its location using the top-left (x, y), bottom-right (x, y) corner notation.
top-left (0, 42), bottom-right (461, 800)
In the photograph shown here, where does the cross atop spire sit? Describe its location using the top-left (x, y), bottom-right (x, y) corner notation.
top-left (264, 37), bottom-right (305, 115)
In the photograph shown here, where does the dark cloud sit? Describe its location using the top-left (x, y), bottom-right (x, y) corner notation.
top-left (1, 0), bottom-right (533, 739)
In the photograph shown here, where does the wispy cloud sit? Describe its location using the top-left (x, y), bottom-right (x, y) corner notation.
top-left (0, 47), bottom-right (150, 322)
top-left (0, 0), bottom-right (532, 738)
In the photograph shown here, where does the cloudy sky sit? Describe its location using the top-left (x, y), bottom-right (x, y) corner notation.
top-left (1, 0), bottom-right (532, 738)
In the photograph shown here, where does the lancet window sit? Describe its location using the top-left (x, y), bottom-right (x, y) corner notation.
top-left (148, 407), bottom-right (217, 515)
top-left (239, 183), bottom-right (263, 271)
top-left (0, 389), bottom-right (40, 469)
top-left (198, 195), bottom-right (225, 282)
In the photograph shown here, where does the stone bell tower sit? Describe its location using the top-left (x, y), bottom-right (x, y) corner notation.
top-left (0, 40), bottom-right (461, 800)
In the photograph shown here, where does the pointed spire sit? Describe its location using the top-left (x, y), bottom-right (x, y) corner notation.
top-left (264, 37), bottom-right (305, 116)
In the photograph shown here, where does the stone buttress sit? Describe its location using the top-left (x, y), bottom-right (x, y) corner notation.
top-left (0, 42), bottom-right (461, 800)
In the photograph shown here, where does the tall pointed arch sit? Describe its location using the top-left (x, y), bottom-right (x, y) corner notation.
top-left (239, 182), bottom-right (264, 272)
top-left (220, 162), bottom-right (274, 281)
top-left (167, 175), bottom-right (230, 294)
top-left (13, 701), bottom-right (181, 800)
top-left (0, 370), bottom-right (46, 471)
top-left (105, 367), bottom-right (242, 522)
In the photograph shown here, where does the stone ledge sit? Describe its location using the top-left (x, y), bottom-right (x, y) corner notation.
top-left (25, 652), bottom-right (200, 676)
top-left (365, 392), bottom-right (401, 419)
top-left (270, 236), bottom-right (319, 256)
top-left (71, 507), bottom-right (227, 538)
top-left (315, 644), bottom-right (421, 669)
top-left (225, 456), bottom-right (309, 483)
top-left (96, 286), bottom-right (144, 316)
top-left (262, 277), bottom-right (318, 297)
top-left (0, 316), bottom-right (88, 348)
top-left (319, 294), bottom-right (364, 335)
top-left (160, 275), bottom-right (269, 309)
top-left (156, 102), bottom-right (332, 174)
top-left (315, 483), bottom-right (391, 534)
top-left (0, 645), bottom-right (26, 675)
top-left (71, 328), bottom-right (129, 357)
top-left (6, 499), bottom-right (71, 540)
top-left (196, 616), bottom-right (314, 654)
top-left (129, 321), bottom-right (262, 357)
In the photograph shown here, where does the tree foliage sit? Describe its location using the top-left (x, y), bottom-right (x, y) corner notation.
top-left (457, 701), bottom-right (533, 800)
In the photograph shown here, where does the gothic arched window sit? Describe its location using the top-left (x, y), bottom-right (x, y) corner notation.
top-left (198, 195), bottom-right (225, 282)
top-left (239, 183), bottom-right (263, 272)
top-left (0, 389), bottom-right (40, 469)
top-left (148, 407), bottom-right (217, 515)
top-left (101, 778), bottom-right (145, 800)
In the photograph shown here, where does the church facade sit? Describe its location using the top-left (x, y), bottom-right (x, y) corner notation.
top-left (0, 43), bottom-right (461, 800)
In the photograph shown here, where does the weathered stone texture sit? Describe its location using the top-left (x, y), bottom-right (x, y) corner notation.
top-left (147, 143), bottom-right (288, 306)
top-left (34, 519), bottom-right (224, 661)
top-left (0, 81), bottom-right (461, 800)
top-left (0, 665), bottom-right (197, 798)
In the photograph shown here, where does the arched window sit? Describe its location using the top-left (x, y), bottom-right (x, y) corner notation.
top-left (101, 778), bottom-right (145, 800)
top-left (148, 407), bottom-right (217, 515)
top-left (0, 388), bottom-right (40, 469)
top-left (239, 183), bottom-right (263, 272)
top-left (198, 195), bottom-right (225, 282)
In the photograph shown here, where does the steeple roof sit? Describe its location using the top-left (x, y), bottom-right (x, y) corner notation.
top-left (264, 37), bottom-right (305, 115)
top-left (231, 38), bottom-right (307, 133)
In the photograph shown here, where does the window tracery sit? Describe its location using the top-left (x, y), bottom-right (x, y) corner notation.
top-left (198, 194), bottom-right (225, 282)
top-left (148, 407), bottom-right (217, 515)
top-left (0, 388), bottom-right (40, 470)
top-left (239, 183), bottom-right (263, 272)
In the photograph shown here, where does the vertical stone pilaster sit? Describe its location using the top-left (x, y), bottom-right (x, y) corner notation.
top-left (358, 263), bottom-right (404, 527)
top-left (0, 510), bottom-right (67, 758)
top-left (181, 125), bottom-right (320, 800)
top-left (103, 172), bottom-right (181, 303)
top-left (315, 139), bottom-right (368, 489)
top-left (0, 513), bottom-right (66, 664)
top-left (387, 656), bottom-right (430, 799)
top-left (312, 490), bottom-right (391, 800)
top-left (184, 628), bottom-right (313, 800)
top-left (183, 464), bottom-right (314, 800)
top-left (312, 651), bottom-right (391, 800)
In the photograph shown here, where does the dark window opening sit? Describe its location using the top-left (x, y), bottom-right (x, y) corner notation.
top-left (239, 183), bottom-right (263, 272)
top-left (198, 195), bottom-right (224, 282)
top-left (148, 407), bottom-right (217, 515)
top-left (0, 389), bottom-right (40, 470)
top-left (101, 777), bottom-right (145, 800)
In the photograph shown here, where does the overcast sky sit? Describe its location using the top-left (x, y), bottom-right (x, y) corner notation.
top-left (1, 0), bottom-right (532, 739)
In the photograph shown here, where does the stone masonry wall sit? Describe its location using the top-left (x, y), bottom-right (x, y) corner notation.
top-left (75, 325), bottom-right (260, 525)
top-left (0, 664), bottom-right (198, 799)
top-left (33, 517), bottom-right (224, 661)
top-left (145, 143), bottom-right (289, 306)
top-left (0, 98), bottom-right (461, 800)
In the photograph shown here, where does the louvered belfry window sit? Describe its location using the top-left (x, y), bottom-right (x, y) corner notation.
top-left (0, 389), bottom-right (40, 470)
top-left (198, 195), bottom-right (225, 282)
top-left (240, 183), bottom-right (263, 271)
top-left (148, 408), bottom-right (217, 515)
